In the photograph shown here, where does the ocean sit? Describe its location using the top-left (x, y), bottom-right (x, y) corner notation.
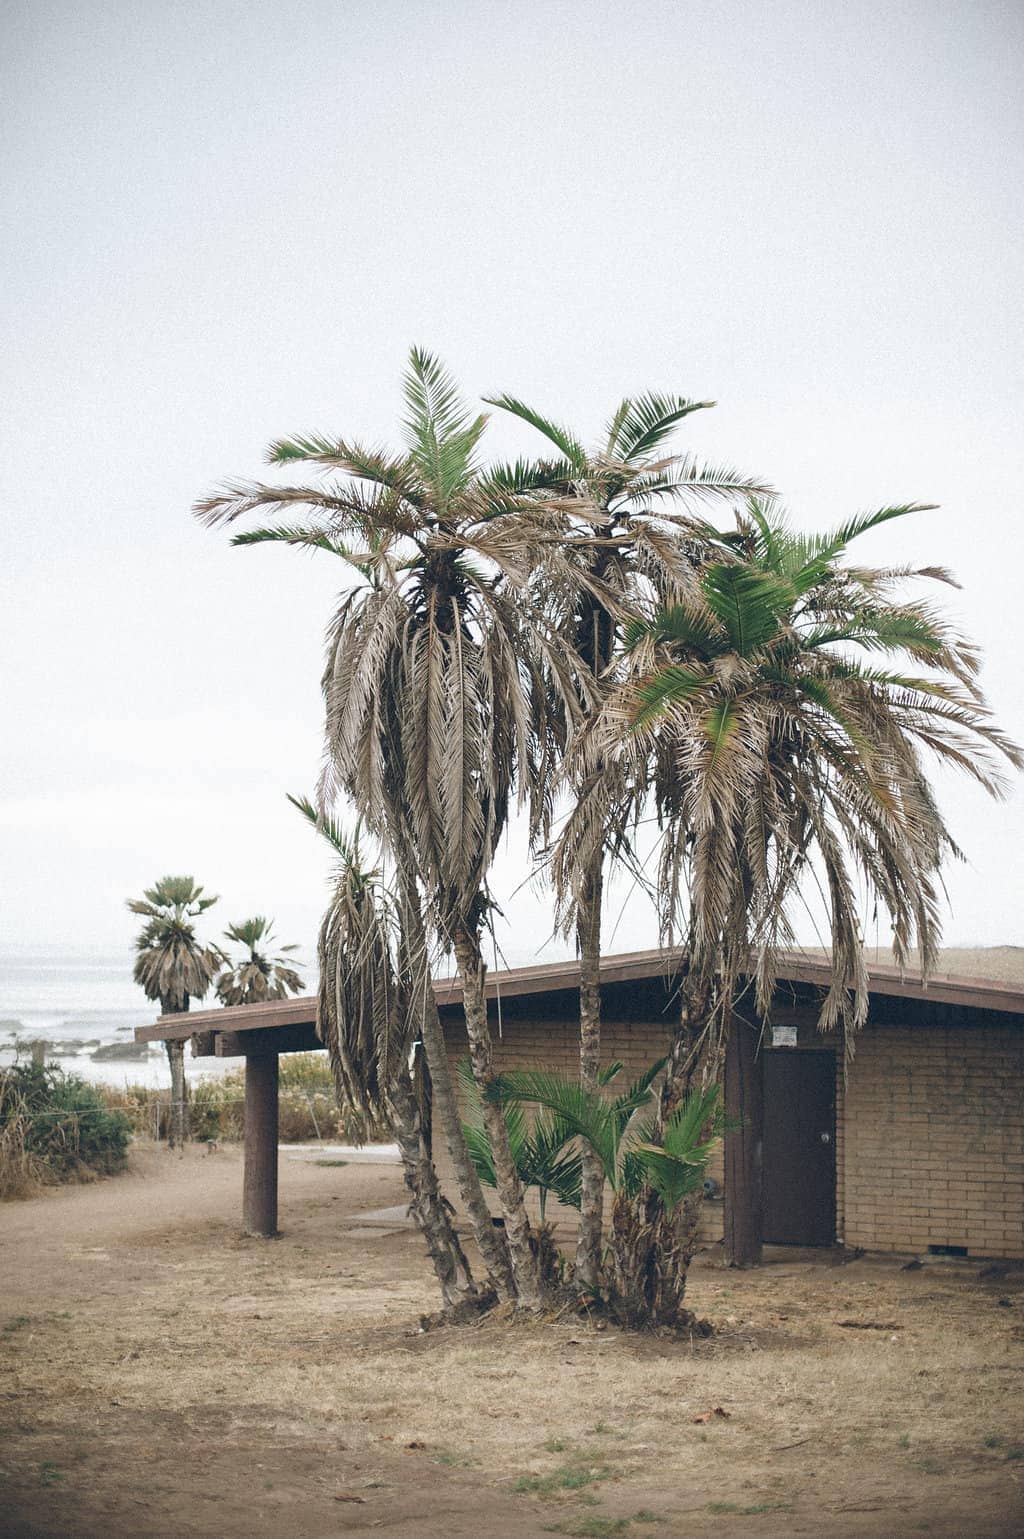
top-left (0, 948), bottom-right (313, 1088)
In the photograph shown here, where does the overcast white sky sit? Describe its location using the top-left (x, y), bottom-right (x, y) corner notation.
top-left (2, 0), bottom-right (1022, 966)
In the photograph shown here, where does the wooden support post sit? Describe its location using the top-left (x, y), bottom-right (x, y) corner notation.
top-left (724, 1015), bottom-right (764, 1266)
top-left (243, 1051), bottom-right (279, 1238)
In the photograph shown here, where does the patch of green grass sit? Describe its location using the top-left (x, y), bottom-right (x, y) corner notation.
top-left (632, 1512), bottom-right (662, 1525)
top-left (912, 1457), bottom-right (943, 1476)
top-left (542, 1520), bottom-right (632, 1538)
top-left (898, 1433), bottom-right (911, 1449)
top-left (1006, 1445), bottom-right (1024, 1462)
top-left (314, 1159), bottom-right (349, 1167)
top-left (434, 1450), bottom-right (477, 1469)
top-left (982, 1433), bottom-right (1003, 1449)
top-left (39, 1462), bottom-right (63, 1487)
top-left (707, 1501), bottom-right (793, 1516)
top-left (515, 1460), bottom-right (615, 1497)
top-left (3, 1315), bottom-right (32, 1334)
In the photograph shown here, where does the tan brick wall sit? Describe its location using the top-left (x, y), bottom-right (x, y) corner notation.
top-left (435, 1012), bottom-right (724, 1243)
top-left (435, 1013), bottom-right (1024, 1260)
top-left (840, 1021), bottom-right (1024, 1259)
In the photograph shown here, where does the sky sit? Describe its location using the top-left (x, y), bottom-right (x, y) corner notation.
top-left (1, 0), bottom-right (1022, 968)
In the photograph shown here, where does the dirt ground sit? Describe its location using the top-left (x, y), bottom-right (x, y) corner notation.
top-left (1, 1145), bottom-right (1022, 1539)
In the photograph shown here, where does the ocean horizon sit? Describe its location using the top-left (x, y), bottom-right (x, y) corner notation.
top-left (0, 945), bottom-right (316, 1087)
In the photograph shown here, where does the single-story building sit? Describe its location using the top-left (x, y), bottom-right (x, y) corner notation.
top-left (137, 947), bottom-right (1024, 1261)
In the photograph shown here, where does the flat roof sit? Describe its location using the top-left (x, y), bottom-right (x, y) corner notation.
top-left (136, 945), bottom-right (1024, 1044)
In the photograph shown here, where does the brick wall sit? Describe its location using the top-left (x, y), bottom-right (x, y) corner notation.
top-left (435, 1009), bottom-right (1024, 1260)
top-left (841, 1020), bottom-right (1024, 1258)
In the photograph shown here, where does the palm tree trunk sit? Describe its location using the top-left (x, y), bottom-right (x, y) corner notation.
top-left (388, 1066), bottom-right (479, 1309)
top-left (575, 858), bottom-right (605, 1292)
top-left (161, 996), bottom-right (189, 1149)
top-left (451, 923), bottom-right (542, 1309)
top-left (610, 974), bottom-right (718, 1328)
top-left (390, 825), bottom-right (515, 1299)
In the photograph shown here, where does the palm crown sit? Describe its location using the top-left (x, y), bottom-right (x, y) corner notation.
top-left (128, 876), bottom-right (222, 1013)
top-left (615, 498), bottom-right (1022, 1062)
top-left (215, 916), bottom-right (304, 1006)
top-left (485, 389), bottom-right (769, 926)
top-left (197, 348), bottom-right (583, 938)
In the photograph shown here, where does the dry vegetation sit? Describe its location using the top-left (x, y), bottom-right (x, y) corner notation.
top-left (96, 1052), bottom-right (388, 1146)
top-left (2, 1146), bottom-right (1022, 1538)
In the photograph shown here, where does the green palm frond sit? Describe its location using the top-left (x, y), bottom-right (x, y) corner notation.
top-left (605, 392), bottom-right (715, 461)
top-left (402, 347), bottom-right (489, 505)
top-left (621, 605), bottom-right (722, 657)
top-left (288, 793), bottom-right (370, 865)
top-left (488, 1058), bottom-right (718, 1213)
top-left (483, 393), bottom-right (587, 470)
top-left (793, 503), bottom-right (936, 587)
top-left (632, 664), bottom-right (708, 726)
top-left (620, 459), bottom-right (770, 509)
top-left (228, 523), bottom-right (374, 561)
top-left (700, 564), bottom-right (791, 655)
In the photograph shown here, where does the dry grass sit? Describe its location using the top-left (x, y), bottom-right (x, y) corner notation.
top-left (0, 1109), bottom-right (50, 1199)
top-left (2, 1150), bottom-right (1022, 1537)
top-left (0, 1064), bottom-right (129, 1201)
top-left (99, 1052), bottom-right (390, 1145)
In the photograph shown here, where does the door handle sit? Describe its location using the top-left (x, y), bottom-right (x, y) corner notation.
top-left (820, 1132), bottom-right (831, 1144)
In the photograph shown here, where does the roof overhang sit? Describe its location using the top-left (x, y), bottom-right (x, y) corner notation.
top-left (135, 945), bottom-right (1024, 1045)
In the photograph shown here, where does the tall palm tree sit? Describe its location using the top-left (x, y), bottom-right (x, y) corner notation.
top-left (196, 351), bottom-right (580, 1305)
top-left (215, 917), bottom-right (305, 1005)
top-left (603, 497), bottom-right (1021, 1323)
top-left (127, 876), bottom-right (222, 1148)
top-left (295, 798), bottom-right (478, 1309)
top-left (485, 388), bottom-right (767, 1288)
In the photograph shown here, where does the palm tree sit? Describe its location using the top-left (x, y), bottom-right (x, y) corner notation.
top-left (485, 388), bottom-right (768, 1288)
top-left (127, 876), bottom-right (222, 1147)
top-left (297, 800), bottom-right (478, 1309)
top-left (603, 497), bottom-right (1021, 1323)
top-left (195, 357), bottom-right (572, 1304)
top-left (215, 917), bottom-right (305, 1005)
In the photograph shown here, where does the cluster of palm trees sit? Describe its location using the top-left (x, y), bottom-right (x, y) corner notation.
top-left (128, 877), bottom-right (304, 1146)
top-left (195, 349), bottom-right (1018, 1325)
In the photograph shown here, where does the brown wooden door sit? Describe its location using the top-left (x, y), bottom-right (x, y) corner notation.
top-left (762, 1051), bottom-right (836, 1246)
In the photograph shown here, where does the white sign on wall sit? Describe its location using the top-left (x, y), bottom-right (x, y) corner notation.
top-left (771, 1024), bottom-right (799, 1048)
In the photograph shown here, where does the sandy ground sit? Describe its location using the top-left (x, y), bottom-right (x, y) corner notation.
top-left (2, 1145), bottom-right (1023, 1539)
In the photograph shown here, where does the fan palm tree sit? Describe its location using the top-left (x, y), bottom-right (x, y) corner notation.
top-left (485, 388), bottom-right (768, 1287)
top-left (298, 801), bottom-right (478, 1308)
top-left (215, 917), bottom-right (305, 1006)
top-left (602, 497), bottom-right (1022, 1322)
top-left (195, 355), bottom-right (574, 1305)
top-left (486, 1055), bottom-right (724, 1324)
top-left (127, 876), bottom-right (222, 1147)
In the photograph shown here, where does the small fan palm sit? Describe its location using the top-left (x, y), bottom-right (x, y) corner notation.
top-left (215, 917), bottom-right (304, 1006)
top-left (127, 876), bottom-right (222, 1147)
top-left (485, 1057), bottom-right (722, 1212)
top-left (129, 876), bottom-right (222, 1013)
top-left (456, 1056), bottom-right (584, 1223)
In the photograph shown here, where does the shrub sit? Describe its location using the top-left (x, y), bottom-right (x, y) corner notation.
top-left (99, 1053), bottom-right (392, 1145)
top-left (0, 1064), bottom-right (130, 1197)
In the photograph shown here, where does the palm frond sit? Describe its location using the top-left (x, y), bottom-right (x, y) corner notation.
top-left (484, 392), bottom-right (587, 470)
top-left (606, 392), bottom-right (715, 461)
